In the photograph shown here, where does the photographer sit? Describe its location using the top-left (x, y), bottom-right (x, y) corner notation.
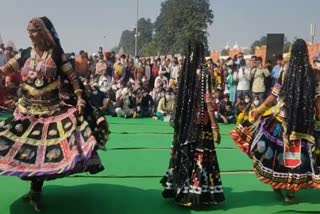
top-left (251, 57), bottom-right (270, 101)
top-left (234, 58), bottom-right (251, 99)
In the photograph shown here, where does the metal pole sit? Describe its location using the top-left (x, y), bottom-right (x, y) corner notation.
top-left (313, 24), bottom-right (316, 45)
top-left (135, 0), bottom-right (139, 57)
top-left (0, 33), bottom-right (3, 46)
top-left (311, 24), bottom-right (316, 45)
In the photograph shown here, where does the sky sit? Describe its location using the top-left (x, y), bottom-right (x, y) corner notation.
top-left (1, 0), bottom-right (320, 53)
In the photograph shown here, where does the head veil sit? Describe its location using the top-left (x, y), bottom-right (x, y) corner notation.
top-left (28, 17), bottom-right (64, 63)
top-left (279, 39), bottom-right (315, 140)
top-left (171, 41), bottom-right (210, 188)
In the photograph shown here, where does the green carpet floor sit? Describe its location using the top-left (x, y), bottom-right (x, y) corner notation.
top-left (93, 149), bottom-right (252, 177)
top-left (1, 115), bottom-right (320, 214)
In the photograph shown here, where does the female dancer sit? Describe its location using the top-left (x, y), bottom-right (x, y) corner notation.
top-left (0, 17), bottom-right (109, 211)
top-left (230, 39), bottom-right (320, 203)
top-left (161, 43), bottom-right (225, 208)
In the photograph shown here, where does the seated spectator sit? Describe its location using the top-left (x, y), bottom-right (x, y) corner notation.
top-left (89, 83), bottom-right (108, 111)
top-left (132, 80), bottom-right (143, 94)
top-left (217, 94), bottom-right (235, 124)
top-left (98, 68), bottom-right (112, 93)
top-left (236, 95), bottom-right (253, 124)
top-left (154, 70), bottom-right (168, 90)
top-left (250, 96), bottom-right (261, 111)
top-left (141, 76), bottom-right (150, 90)
top-left (212, 93), bottom-right (220, 118)
top-left (244, 95), bottom-right (251, 109)
top-left (115, 88), bottom-right (137, 118)
top-left (116, 82), bottom-right (126, 100)
top-left (235, 97), bottom-right (248, 125)
top-left (154, 88), bottom-right (175, 121)
top-left (151, 87), bottom-right (165, 109)
top-left (137, 89), bottom-right (154, 117)
top-left (235, 96), bottom-right (245, 116)
top-left (102, 84), bottom-right (117, 116)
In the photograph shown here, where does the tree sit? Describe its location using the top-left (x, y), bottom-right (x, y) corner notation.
top-left (118, 18), bottom-right (154, 56)
top-left (111, 46), bottom-right (120, 54)
top-left (250, 36), bottom-right (267, 54)
top-left (118, 30), bottom-right (135, 56)
top-left (154, 0), bottom-right (214, 55)
top-left (143, 41), bottom-right (161, 57)
top-left (250, 35), bottom-right (293, 54)
top-left (136, 18), bottom-right (154, 56)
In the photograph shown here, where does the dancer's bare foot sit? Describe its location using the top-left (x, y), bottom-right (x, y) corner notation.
top-left (23, 191), bottom-right (43, 212)
top-left (284, 191), bottom-right (299, 205)
top-left (273, 188), bottom-right (284, 200)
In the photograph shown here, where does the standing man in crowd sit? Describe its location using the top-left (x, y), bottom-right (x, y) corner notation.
top-left (95, 51), bottom-right (108, 76)
top-left (76, 50), bottom-right (90, 80)
top-left (251, 57), bottom-right (270, 101)
top-left (234, 58), bottom-right (251, 99)
top-left (271, 55), bottom-right (283, 87)
top-left (0, 48), bottom-right (7, 67)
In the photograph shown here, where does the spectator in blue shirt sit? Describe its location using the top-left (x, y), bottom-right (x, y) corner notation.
top-left (0, 48), bottom-right (7, 67)
top-left (271, 55), bottom-right (283, 87)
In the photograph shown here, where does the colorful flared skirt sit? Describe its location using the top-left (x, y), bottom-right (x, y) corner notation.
top-left (0, 106), bottom-right (104, 180)
top-left (230, 115), bottom-right (320, 191)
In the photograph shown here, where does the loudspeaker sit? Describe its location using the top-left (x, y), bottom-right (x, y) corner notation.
top-left (266, 34), bottom-right (284, 66)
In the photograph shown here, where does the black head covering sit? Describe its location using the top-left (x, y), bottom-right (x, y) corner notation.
top-left (37, 16), bottom-right (64, 65)
top-left (171, 41), bottom-right (211, 188)
top-left (280, 39), bottom-right (315, 137)
top-left (40, 17), bottom-right (62, 47)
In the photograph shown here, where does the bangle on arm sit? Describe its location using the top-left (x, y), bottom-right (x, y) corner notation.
top-left (70, 77), bottom-right (82, 97)
top-left (211, 124), bottom-right (219, 131)
top-left (207, 103), bottom-right (214, 112)
top-left (77, 98), bottom-right (86, 107)
top-left (74, 89), bottom-right (83, 97)
top-left (256, 103), bottom-right (268, 114)
top-left (61, 58), bottom-right (84, 100)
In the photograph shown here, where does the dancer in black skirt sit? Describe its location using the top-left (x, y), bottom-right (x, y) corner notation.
top-left (161, 42), bottom-right (225, 208)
